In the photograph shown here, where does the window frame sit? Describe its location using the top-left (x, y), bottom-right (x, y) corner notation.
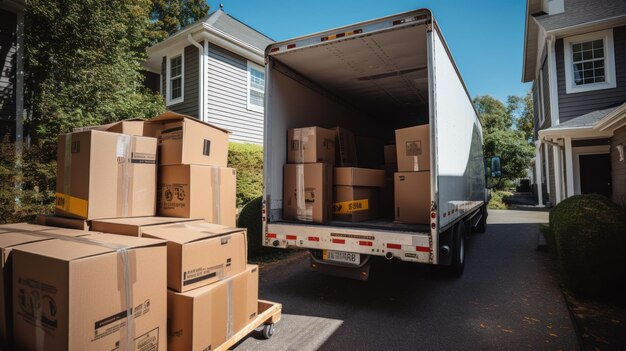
top-left (246, 61), bottom-right (265, 112)
top-left (563, 29), bottom-right (616, 94)
top-left (166, 51), bottom-right (185, 106)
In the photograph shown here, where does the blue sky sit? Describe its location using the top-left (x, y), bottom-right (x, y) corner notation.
top-left (207, 0), bottom-right (530, 103)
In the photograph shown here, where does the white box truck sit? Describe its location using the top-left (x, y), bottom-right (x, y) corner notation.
top-left (261, 9), bottom-right (500, 279)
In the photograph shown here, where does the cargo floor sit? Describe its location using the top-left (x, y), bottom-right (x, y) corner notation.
top-left (275, 219), bottom-right (430, 233)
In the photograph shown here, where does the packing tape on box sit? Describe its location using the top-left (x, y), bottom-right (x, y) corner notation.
top-left (226, 278), bottom-right (234, 338)
top-left (117, 134), bottom-right (133, 217)
top-left (24, 231), bottom-right (136, 351)
top-left (212, 167), bottom-right (221, 224)
top-left (293, 128), bottom-right (313, 163)
top-left (295, 164), bottom-right (311, 221)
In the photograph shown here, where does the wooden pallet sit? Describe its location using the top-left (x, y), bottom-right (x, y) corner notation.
top-left (214, 300), bottom-right (282, 351)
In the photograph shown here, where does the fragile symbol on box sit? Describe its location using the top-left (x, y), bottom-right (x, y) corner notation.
top-left (405, 140), bottom-right (422, 156)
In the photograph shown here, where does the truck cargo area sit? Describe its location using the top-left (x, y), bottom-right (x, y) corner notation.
top-left (265, 13), bottom-right (432, 231)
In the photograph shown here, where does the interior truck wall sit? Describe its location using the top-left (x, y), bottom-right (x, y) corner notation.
top-left (432, 26), bottom-right (485, 229)
top-left (265, 65), bottom-right (366, 220)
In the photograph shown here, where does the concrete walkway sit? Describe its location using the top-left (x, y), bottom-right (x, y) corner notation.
top-left (236, 209), bottom-right (577, 350)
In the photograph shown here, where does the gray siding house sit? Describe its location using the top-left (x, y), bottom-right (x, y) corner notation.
top-left (523, 0), bottom-right (626, 207)
top-left (0, 0), bottom-right (25, 141)
top-left (144, 9), bottom-right (274, 144)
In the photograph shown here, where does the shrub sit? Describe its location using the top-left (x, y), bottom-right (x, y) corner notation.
top-left (228, 142), bottom-right (263, 208)
top-left (488, 190), bottom-right (512, 209)
top-left (237, 196), bottom-right (263, 256)
top-left (550, 194), bottom-right (626, 297)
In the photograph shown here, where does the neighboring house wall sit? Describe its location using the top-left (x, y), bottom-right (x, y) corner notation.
top-left (0, 8), bottom-right (17, 139)
top-left (556, 26), bottom-right (626, 123)
top-left (206, 44), bottom-right (263, 144)
top-left (162, 45), bottom-right (200, 117)
top-left (611, 125), bottom-right (626, 207)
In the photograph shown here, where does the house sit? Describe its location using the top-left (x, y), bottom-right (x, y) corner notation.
top-left (0, 0), bottom-right (25, 142)
top-left (522, 0), bottom-right (626, 207)
top-left (143, 8), bottom-right (274, 144)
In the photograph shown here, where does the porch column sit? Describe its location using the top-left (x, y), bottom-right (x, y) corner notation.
top-left (564, 136), bottom-right (574, 197)
top-left (552, 138), bottom-right (563, 204)
top-left (543, 141), bottom-right (551, 197)
top-left (535, 141), bottom-right (544, 206)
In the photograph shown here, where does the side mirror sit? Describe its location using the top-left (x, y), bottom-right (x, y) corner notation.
top-left (486, 156), bottom-right (502, 178)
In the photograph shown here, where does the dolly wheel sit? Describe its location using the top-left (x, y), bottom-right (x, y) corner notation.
top-left (262, 324), bottom-right (275, 339)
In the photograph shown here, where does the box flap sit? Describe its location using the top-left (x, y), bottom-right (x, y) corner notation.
top-left (72, 118), bottom-right (145, 132)
top-left (142, 222), bottom-right (243, 244)
top-left (148, 112), bottom-right (230, 134)
top-left (0, 232), bottom-right (52, 249)
top-left (0, 223), bottom-right (53, 233)
top-left (91, 217), bottom-right (201, 228)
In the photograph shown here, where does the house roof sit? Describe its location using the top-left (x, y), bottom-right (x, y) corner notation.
top-left (539, 102), bottom-right (626, 138)
top-left (144, 9), bottom-right (274, 72)
top-left (522, 0), bottom-right (626, 83)
top-left (534, 0), bottom-right (626, 33)
top-left (549, 105), bottom-right (622, 130)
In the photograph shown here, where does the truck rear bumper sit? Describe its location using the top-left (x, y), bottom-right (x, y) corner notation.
top-left (264, 222), bottom-right (433, 264)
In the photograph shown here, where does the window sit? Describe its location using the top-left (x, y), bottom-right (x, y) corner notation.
top-left (564, 29), bottom-right (616, 94)
top-left (167, 53), bottom-right (184, 105)
top-left (247, 61), bottom-right (265, 112)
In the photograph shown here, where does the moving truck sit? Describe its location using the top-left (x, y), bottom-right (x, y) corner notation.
top-left (261, 9), bottom-right (501, 279)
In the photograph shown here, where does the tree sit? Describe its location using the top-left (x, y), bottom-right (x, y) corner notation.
top-left (474, 94), bottom-right (535, 189)
top-left (150, 0), bottom-right (210, 42)
top-left (507, 92), bottom-right (534, 143)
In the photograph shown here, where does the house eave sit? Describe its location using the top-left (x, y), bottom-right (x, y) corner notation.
top-left (538, 126), bottom-right (613, 139)
top-left (544, 14), bottom-right (626, 38)
top-left (593, 103), bottom-right (626, 132)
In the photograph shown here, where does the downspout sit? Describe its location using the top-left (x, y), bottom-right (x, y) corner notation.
top-left (187, 34), bottom-right (204, 121)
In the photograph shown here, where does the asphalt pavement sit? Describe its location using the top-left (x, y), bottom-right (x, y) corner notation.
top-left (236, 209), bottom-right (578, 351)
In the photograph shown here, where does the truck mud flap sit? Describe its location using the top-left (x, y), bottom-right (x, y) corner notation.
top-left (309, 251), bottom-right (372, 281)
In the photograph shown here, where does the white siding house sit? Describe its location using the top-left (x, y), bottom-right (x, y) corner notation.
top-left (143, 9), bottom-right (274, 144)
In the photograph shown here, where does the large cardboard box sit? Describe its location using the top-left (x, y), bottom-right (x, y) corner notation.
top-left (55, 130), bottom-right (157, 220)
top-left (142, 222), bottom-right (247, 292)
top-left (36, 214), bottom-right (90, 231)
top-left (333, 186), bottom-right (381, 222)
top-left (167, 265), bottom-right (259, 351)
top-left (334, 127), bottom-right (357, 166)
top-left (394, 171), bottom-right (431, 224)
top-left (0, 229), bottom-right (94, 344)
top-left (149, 112), bottom-right (229, 166)
top-left (0, 223), bottom-right (53, 234)
top-left (283, 163), bottom-right (333, 223)
top-left (334, 167), bottom-right (385, 187)
top-left (12, 234), bottom-right (167, 351)
top-left (73, 119), bottom-right (153, 136)
top-left (355, 136), bottom-right (384, 168)
top-left (287, 127), bottom-right (335, 164)
top-left (157, 165), bottom-right (237, 226)
top-left (395, 125), bottom-right (430, 172)
top-left (91, 216), bottom-right (200, 237)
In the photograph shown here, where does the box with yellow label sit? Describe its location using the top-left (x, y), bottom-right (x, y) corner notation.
top-left (333, 186), bottom-right (381, 222)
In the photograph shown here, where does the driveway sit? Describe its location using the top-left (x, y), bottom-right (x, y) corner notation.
top-left (236, 209), bottom-right (578, 350)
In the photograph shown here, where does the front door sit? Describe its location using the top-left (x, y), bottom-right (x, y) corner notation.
top-left (579, 153), bottom-right (611, 197)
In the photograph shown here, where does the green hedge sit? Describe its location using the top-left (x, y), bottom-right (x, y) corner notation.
top-left (228, 142), bottom-right (263, 208)
top-left (237, 196), bottom-right (263, 256)
top-left (549, 194), bottom-right (626, 297)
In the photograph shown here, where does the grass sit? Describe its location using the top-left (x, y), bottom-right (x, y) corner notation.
top-left (488, 190), bottom-right (514, 209)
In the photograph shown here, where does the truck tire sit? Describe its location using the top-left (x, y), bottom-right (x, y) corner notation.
top-left (474, 205), bottom-right (487, 233)
top-left (446, 222), bottom-right (466, 277)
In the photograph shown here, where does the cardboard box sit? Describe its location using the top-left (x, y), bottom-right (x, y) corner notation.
top-left (287, 127), bottom-right (335, 164)
top-left (0, 223), bottom-right (53, 234)
top-left (334, 127), bottom-right (357, 166)
top-left (394, 172), bottom-right (431, 224)
top-left (36, 214), bottom-right (90, 231)
top-left (157, 165), bottom-right (237, 227)
top-left (333, 186), bottom-right (381, 222)
top-left (149, 112), bottom-right (229, 166)
top-left (12, 233), bottom-right (167, 351)
top-left (283, 163), bottom-right (333, 223)
top-left (55, 130), bottom-right (157, 220)
top-left (167, 265), bottom-right (259, 351)
top-left (0, 229), bottom-right (95, 344)
top-left (72, 118), bottom-right (150, 136)
top-left (395, 125), bottom-right (430, 172)
top-left (355, 136), bottom-right (384, 168)
top-left (142, 222), bottom-right (247, 292)
top-left (334, 167), bottom-right (385, 187)
top-left (91, 216), bottom-right (201, 237)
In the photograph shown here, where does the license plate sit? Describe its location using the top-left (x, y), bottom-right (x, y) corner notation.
top-left (322, 250), bottom-right (360, 265)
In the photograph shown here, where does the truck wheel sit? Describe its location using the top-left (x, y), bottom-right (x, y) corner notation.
top-left (446, 222), bottom-right (466, 277)
top-left (475, 205), bottom-right (487, 233)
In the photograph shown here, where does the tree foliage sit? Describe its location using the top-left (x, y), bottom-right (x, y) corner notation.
top-left (507, 92), bottom-right (535, 143)
top-left (474, 94), bottom-right (535, 189)
top-left (150, 0), bottom-right (210, 42)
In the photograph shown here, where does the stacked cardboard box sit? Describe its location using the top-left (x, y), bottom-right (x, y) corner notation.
top-left (394, 125), bottom-right (431, 224)
top-left (333, 167), bottom-right (385, 222)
